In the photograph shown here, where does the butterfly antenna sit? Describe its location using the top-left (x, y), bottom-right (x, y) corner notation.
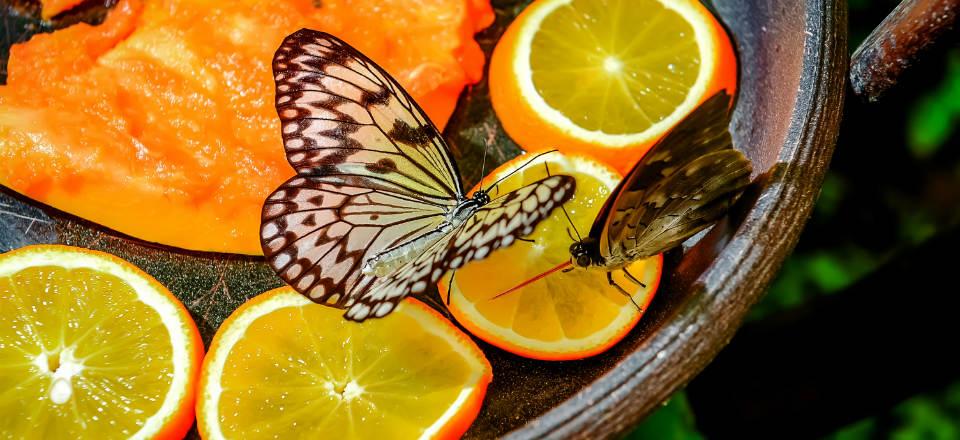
top-left (478, 142), bottom-right (490, 191)
top-left (489, 261), bottom-right (573, 300)
top-left (560, 205), bottom-right (582, 242)
top-left (484, 149), bottom-right (558, 193)
top-left (445, 270), bottom-right (457, 305)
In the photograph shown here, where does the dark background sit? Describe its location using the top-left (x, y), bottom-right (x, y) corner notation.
top-left (630, 0), bottom-right (960, 438)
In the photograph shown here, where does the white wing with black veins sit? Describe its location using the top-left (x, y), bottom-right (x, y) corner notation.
top-left (262, 29), bottom-right (577, 322)
top-left (345, 174), bottom-right (575, 321)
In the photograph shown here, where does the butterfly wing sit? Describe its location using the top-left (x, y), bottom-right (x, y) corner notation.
top-left (594, 91), bottom-right (753, 262)
top-left (261, 177), bottom-right (456, 307)
top-left (273, 29), bottom-right (464, 201)
top-left (262, 29), bottom-right (465, 309)
top-left (344, 174), bottom-right (577, 321)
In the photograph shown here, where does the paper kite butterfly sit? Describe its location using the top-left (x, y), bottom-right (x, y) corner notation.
top-left (565, 91), bottom-right (753, 300)
top-left (260, 29), bottom-right (576, 321)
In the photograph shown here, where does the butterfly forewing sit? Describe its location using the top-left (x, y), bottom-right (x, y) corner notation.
top-left (273, 29), bottom-right (464, 201)
top-left (596, 91), bottom-right (753, 263)
top-left (344, 175), bottom-right (576, 321)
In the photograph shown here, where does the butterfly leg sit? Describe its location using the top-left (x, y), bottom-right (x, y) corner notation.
top-left (416, 291), bottom-right (453, 319)
top-left (446, 270), bottom-right (457, 305)
top-left (622, 267), bottom-right (647, 288)
top-left (516, 237), bottom-right (536, 243)
top-left (607, 272), bottom-right (642, 311)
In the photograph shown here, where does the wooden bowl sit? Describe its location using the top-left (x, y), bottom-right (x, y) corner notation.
top-left (0, 0), bottom-right (846, 437)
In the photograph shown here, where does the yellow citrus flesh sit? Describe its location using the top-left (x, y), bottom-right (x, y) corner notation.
top-left (490, 0), bottom-right (737, 173)
top-left (0, 245), bottom-right (202, 439)
top-left (198, 288), bottom-right (492, 440)
top-left (441, 153), bottom-right (662, 360)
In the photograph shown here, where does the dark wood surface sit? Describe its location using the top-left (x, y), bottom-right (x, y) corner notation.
top-left (0, 0), bottom-right (848, 438)
top-left (850, 0), bottom-right (960, 102)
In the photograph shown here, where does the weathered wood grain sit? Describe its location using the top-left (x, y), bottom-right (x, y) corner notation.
top-left (850, 0), bottom-right (959, 102)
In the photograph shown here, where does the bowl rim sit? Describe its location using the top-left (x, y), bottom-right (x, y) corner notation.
top-left (504, 0), bottom-right (848, 437)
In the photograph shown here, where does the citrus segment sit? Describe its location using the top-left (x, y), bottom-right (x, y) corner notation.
top-left (490, 0), bottom-right (737, 173)
top-left (441, 153), bottom-right (662, 360)
top-left (0, 245), bottom-right (203, 439)
top-left (198, 288), bottom-right (492, 439)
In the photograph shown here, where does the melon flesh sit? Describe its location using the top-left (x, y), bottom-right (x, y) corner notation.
top-left (0, 0), bottom-right (493, 254)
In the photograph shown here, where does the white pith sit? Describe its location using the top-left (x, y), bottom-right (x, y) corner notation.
top-left (513, 0), bottom-right (717, 147)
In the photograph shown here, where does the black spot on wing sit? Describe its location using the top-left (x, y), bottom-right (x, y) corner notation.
top-left (365, 158), bottom-right (398, 174)
top-left (362, 87), bottom-right (393, 106)
top-left (388, 119), bottom-right (434, 147)
top-left (309, 164), bottom-right (341, 177)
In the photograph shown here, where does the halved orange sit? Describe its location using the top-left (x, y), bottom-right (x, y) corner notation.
top-left (489, 0), bottom-right (737, 174)
top-left (441, 153), bottom-right (662, 361)
top-left (197, 288), bottom-right (492, 439)
top-left (0, 245), bottom-right (203, 439)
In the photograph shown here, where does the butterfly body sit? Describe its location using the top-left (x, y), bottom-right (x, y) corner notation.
top-left (362, 190), bottom-right (490, 277)
top-left (261, 29), bottom-right (575, 321)
top-left (569, 238), bottom-right (606, 269)
top-left (566, 91), bottom-right (752, 292)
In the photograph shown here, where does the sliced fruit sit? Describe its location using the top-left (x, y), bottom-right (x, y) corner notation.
top-left (0, 244), bottom-right (203, 439)
top-left (489, 0), bottom-right (737, 174)
top-left (0, 0), bottom-right (494, 254)
top-left (198, 288), bottom-right (492, 439)
top-left (440, 152), bottom-right (663, 360)
top-left (40, 0), bottom-right (84, 18)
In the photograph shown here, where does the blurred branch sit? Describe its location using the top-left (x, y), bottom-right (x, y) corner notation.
top-left (850, 0), bottom-right (959, 102)
top-left (686, 224), bottom-right (960, 438)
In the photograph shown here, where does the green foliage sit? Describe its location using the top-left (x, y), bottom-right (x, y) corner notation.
top-left (749, 244), bottom-right (883, 319)
top-left (626, 393), bottom-right (703, 440)
top-left (827, 381), bottom-right (960, 440)
top-left (829, 418), bottom-right (877, 440)
top-left (907, 53), bottom-right (960, 159)
top-left (813, 173), bottom-right (847, 218)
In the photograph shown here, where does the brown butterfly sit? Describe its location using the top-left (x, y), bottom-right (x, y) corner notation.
top-left (494, 91), bottom-right (752, 304)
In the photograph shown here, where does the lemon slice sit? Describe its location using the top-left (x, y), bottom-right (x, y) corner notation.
top-left (0, 245), bottom-right (203, 439)
top-left (441, 153), bottom-right (662, 360)
top-left (198, 288), bottom-right (492, 439)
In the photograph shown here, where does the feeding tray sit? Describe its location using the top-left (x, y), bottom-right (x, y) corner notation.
top-left (0, 0), bottom-right (846, 437)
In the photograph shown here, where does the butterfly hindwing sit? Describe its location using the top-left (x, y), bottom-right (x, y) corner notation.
top-left (597, 91), bottom-right (753, 262)
top-left (261, 176), bottom-right (456, 308)
top-left (620, 149), bottom-right (752, 258)
top-left (273, 29), bottom-right (464, 201)
top-left (344, 175), bottom-right (576, 321)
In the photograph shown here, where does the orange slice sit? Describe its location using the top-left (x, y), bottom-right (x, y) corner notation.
top-left (489, 0), bottom-right (737, 174)
top-left (0, 245), bottom-right (203, 439)
top-left (440, 152), bottom-right (662, 360)
top-left (197, 288), bottom-right (492, 439)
